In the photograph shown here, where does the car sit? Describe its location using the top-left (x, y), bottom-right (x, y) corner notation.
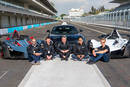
top-left (1, 30), bottom-right (41, 59)
top-left (46, 24), bottom-right (85, 52)
top-left (88, 29), bottom-right (130, 58)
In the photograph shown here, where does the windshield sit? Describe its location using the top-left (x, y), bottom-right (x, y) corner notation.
top-left (107, 30), bottom-right (119, 39)
top-left (51, 26), bottom-right (78, 35)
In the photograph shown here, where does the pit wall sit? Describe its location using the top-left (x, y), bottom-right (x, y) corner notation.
top-left (0, 21), bottom-right (57, 35)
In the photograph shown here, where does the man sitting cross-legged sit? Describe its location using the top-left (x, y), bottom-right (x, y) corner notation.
top-left (57, 36), bottom-right (71, 61)
top-left (27, 38), bottom-right (42, 65)
top-left (72, 37), bottom-right (89, 61)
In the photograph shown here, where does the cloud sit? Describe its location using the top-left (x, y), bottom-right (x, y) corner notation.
top-left (49, 0), bottom-right (119, 15)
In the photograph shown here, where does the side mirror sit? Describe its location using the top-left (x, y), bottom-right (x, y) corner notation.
top-left (47, 30), bottom-right (50, 33)
top-left (79, 29), bottom-right (83, 32)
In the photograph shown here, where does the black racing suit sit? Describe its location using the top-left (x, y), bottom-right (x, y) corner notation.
top-left (27, 43), bottom-right (42, 62)
top-left (57, 41), bottom-right (71, 60)
top-left (73, 42), bottom-right (88, 56)
top-left (44, 41), bottom-right (55, 59)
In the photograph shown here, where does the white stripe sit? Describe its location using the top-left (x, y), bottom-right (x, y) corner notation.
top-left (0, 71), bottom-right (8, 80)
top-left (93, 64), bottom-right (111, 87)
top-left (87, 24), bottom-right (128, 33)
top-left (72, 22), bottom-right (106, 34)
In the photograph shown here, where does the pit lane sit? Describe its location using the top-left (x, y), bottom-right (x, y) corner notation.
top-left (0, 22), bottom-right (130, 87)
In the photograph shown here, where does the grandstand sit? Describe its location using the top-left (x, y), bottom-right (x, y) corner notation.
top-left (0, 0), bottom-right (57, 28)
top-left (111, 0), bottom-right (130, 11)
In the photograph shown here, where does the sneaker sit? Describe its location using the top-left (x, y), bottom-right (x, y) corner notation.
top-left (87, 60), bottom-right (95, 65)
top-left (31, 61), bottom-right (35, 65)
top-left (86, 58), bottom-right (90, 62)
top-left (36, 62), bottom-right (41, 65)
top-left (65, 59), bottom-right (68, 61)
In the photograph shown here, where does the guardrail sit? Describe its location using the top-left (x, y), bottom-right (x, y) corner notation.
top-left (71, 9), bottom-right (130, 30)
top-left (0, 21), bottom-right (58, 35)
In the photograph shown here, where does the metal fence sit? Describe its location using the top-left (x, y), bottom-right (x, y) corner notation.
top-left (72, 9), bottom-right (130, 29)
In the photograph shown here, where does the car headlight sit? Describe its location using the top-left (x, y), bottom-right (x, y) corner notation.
top-left (8, 46), bottom-right (13, 51)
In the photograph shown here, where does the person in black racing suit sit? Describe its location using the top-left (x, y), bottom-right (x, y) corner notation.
top-left (44, 37), bottom-right (55, 60)
top-left (27, 38), bottom-right (42, 65)
top-left (72, 37), bottom-right (89, 61)
top-left (57, 36), bottom-right (71, 61)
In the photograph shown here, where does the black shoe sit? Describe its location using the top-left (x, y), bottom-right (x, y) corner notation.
top-left (65, 59), bottom-right (68, 61)
top-left (61, 58), bottom-right (64, 61)
top-left (87, 60), bottom-right (95, 65)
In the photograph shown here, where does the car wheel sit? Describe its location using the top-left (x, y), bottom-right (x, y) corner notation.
top-left (0, 41), bottom-right (2, 57)
top-left (2, 44), bottom-right (11, 58)
top-left (87, 40), bottom-right (93, 54)
top-left (123, 43), bottom-right (130, 57)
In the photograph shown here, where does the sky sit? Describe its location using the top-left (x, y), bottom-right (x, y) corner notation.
top-left (49, 0), bottom-right (120, 15)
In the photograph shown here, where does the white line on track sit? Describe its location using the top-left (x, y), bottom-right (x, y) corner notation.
top-left (72, 22), bottom-right (106, 34)
top-left (78, 22), bottom-right (128, 33)
top-left (88, 24), bottom-right (129, 33)
top-left (0, 71), bottom-right (8, 80)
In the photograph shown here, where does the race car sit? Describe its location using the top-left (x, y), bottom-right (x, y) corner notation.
top-left (88, 29), bottom-right (130, 57)
top-left (46, 24), bottom-right (85, 52)
top-left (1, 30), bottom-right (41, 59)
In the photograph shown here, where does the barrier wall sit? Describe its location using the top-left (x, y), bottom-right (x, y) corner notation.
top-left (0, 22), bottom-right (57, 35)
top-left (71, 9), bottom-right (130, 30)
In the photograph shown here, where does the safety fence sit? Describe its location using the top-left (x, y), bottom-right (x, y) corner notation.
top-left (71, 9), bottom-right (130, 30)
top-left (0, 21), bottom-right (58, 35)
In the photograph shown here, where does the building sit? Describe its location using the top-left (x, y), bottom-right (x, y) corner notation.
top-left (0, 0), bottom-right (57, 28)
top-left (111, 0), bottom-right (130, 11)
top-left (69, 8), bottom-right (84, 18)
top-left (111, 0), bottom-right (130, 4)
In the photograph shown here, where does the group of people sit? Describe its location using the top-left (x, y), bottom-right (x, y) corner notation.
top-left (27, 36), bottom-right (110, 65)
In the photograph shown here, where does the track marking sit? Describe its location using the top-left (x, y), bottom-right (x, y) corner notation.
top-left (78, 22), bottom-right (129, 33)
top-left (72, 22), bottom-right (106, 34)
top-left (0, 71), bottom-right (8, 80)
top-left (88, 24), bottom-right (129, 33)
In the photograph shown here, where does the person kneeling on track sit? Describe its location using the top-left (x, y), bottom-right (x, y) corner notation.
top-left (72, 37), bottom-right (89, 61)
top-left (44, 37), bottom-right (55, 60)
top-left (57, 36), bottom-right (71, 61)
top-left (87, 38), bottom-right (110, 64)
top-left (27, 38), bottom-right (42, 65)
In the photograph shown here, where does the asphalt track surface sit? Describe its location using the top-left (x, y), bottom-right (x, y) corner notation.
top-left (0, 22), bottom-right (130, 87)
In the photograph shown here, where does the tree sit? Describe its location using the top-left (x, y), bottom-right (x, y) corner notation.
top-left (82, 13), bottom-right (89, 17)
top-left (91, 6), bottom-right (96, 14)
top-left (60, 14), bottom-right (67, 19)
top-left (99, 6), bottom-right (105, 12)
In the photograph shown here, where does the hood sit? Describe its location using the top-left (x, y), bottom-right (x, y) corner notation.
top-left (50, 33), bottom-right (83, 43)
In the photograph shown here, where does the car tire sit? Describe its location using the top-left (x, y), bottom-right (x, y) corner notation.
top-left (2, 44), bottom-right (11, 58)
top-left (0, 41), bottom-right (2, 57)
top-left (87, 40), bottom-right (93, 54)
top-left (123, 43), bottom-right (130, 57)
